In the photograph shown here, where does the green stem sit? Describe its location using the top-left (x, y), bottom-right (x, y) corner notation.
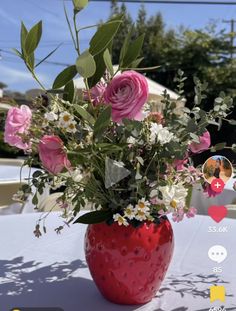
top-left (73, 13), bottom-right (80, 55)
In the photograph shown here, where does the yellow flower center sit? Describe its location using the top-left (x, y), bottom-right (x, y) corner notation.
top-left (170, 199), bottom-right (177, 209)
top-left (137, 210), bottom-right (145, 216)
top-left (138, 202), bottom-right (145, 209)
top-left (69, 123), bottom-right (75, 129)
top-left (118, 216), bottom-right (124, 223)
top-left (126, 209), bottom-right (132, 215)
top-left (63, 115), bottom-right (71, 122)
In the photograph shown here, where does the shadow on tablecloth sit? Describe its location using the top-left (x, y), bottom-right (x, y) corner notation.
top-left (0, 257), bottom-right (235, 311)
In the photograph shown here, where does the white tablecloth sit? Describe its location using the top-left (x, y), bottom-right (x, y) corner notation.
top-left (0, 212), bottom-right (235, 311)
top-left (0, 165), bottom-right (48, 214)
top-left (0, 165), bottom-right (37, 183)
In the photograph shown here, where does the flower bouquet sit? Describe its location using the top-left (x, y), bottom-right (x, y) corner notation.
top-left (4, 0), bottom-right (236, 305)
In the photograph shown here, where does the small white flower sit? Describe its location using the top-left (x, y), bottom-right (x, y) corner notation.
top-left (70, 168), bottom-right (83, 182)
top-left (149, 123), bottom-right (174, 145)
top-left (149, 123), bottom-right (163, 144)
top-left (127, 136), bottom-right (137, 145)
top-left (66, 121), bottom-right (77, 133)
top-left (157, 127), bottom-right (174, 145)
top-left (135, 209), bottom-right (150, 221)
top-left (59, 112), bottom-right (73, 128)
top-left (135, 198), bottom-right (150, 212)
top-left (44, 111), bottom-right (58, 121)
top-left (113, 213), bottom-right (129, 226)
top-left (159, 184), bottom-right (188, 210)
top-left (124, 204), bottom-right (136, 220)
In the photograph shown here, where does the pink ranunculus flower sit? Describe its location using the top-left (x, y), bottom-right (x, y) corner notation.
top-left (4, 105), bottom-right (32, 150)
top-left (189, 131), bottom-right (211, 153)
top-left (103, 70), bottom-right (148, 123)
top-left (83, 82), bottom-right (106, 105)
top-left (38, 135), bottom-right (71, 175)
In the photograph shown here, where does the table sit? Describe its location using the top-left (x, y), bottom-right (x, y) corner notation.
top-left (0, 165), bottom-right (38, 184)
top-left (0, 212), bottom-right (235, 311)
top-left (0, 165), bottom-right (48, 214)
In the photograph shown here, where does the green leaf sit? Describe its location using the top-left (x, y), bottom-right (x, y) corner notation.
top-left (122, 34), bottom-right (145, 68)
top-left (94, 105), bottom-right (112, 138)
top-left (119, 26), bottom-right (133, 64)
top-left (74, 210), bottom-right (112, 224)
top-left (32, 193), bottom-right (38, 205)
top-left (190, 133), bottom-right (200, 143)
top-left (12, 48), bottom-right (22, 58)
top-left (76, 50), bottom-right (96, 78)
top-left (63, 80), bottom-right (75, 103)
top-left (213, 142), bottom-right (227, 151)
top-left (27, 53), bottom-right (35, 70)
top-left (89, 18), bottom-right (122, 56)
top-left (32, 170), bottom-right (43, 178)
top-left (20, 21), bottom-right (28, 55)
top-left (73, 0), bottom-right (88, 11)
top-left (228, 119), bottom-right (236, 125)
top-left (35, 43), bottom-right (62, 68)
top-left (103, 49), bottom-right (114, 76)
top-left (25, 21), bottom-right (42, 55)
top-left (74, 105), bottom-right (95, 125)
top-left (87, 45), bottom-right (109, 88)
top-left (53, 65), bottom-right (77, 89)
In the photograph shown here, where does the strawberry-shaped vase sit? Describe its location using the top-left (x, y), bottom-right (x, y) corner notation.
top-left (85, 217), bottom-right (174, 305)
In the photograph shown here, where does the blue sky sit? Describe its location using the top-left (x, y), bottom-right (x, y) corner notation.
top-left (0, 0), bottom-right (236, 92)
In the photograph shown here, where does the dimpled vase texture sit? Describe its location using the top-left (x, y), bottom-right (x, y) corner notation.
top-left (85, 218), bottom-right (174, 305)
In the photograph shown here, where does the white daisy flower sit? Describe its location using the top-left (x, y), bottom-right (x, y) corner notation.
top-left (44, 111), bottom-right (58, 121)
top-left (159, 184), bottom-right (188, 210)
top-left (66, 120), bottom-right (77, 133)
top-left (59, 112), bottom-right (74, 128)
top-left (113, 213), bottom-right (129, 226)
top-left (135, 198), bottom-right (150, 212)
top-left (135, 209), bottom-right (150, 221)
top-left (124, 204), bottom-right (136, 220)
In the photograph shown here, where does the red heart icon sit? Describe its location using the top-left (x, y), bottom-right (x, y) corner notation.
top-left (208, 205), bottom-right (228, 223)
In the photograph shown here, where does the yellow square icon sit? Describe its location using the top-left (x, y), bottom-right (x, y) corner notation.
top-left (210, 285), bottom-right (226, 302)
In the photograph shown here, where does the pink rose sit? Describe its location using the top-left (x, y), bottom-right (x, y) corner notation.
top-left (38, 135), bottom-right (71, 174)
top-left (4, 105), bottom-right (32, 150)
top-left (103, 70), bottom-right (148, 123)
top-left (189, 131), bottom-right (211, 153)
top-left (83, 82), bottom-right (106, 105)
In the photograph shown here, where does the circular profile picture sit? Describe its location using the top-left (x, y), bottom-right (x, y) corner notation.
top-left (203, 155), bottom-right (233, 184)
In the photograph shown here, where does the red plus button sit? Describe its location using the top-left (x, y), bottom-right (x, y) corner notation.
top-left (211, 178), bottom-right (225, 193)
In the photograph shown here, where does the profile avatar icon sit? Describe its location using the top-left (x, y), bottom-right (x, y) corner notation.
top-left (203, 155), bottom-right (233, 185)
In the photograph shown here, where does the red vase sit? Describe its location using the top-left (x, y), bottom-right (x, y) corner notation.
top-left (85, 218), bottom-right (174, 305)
